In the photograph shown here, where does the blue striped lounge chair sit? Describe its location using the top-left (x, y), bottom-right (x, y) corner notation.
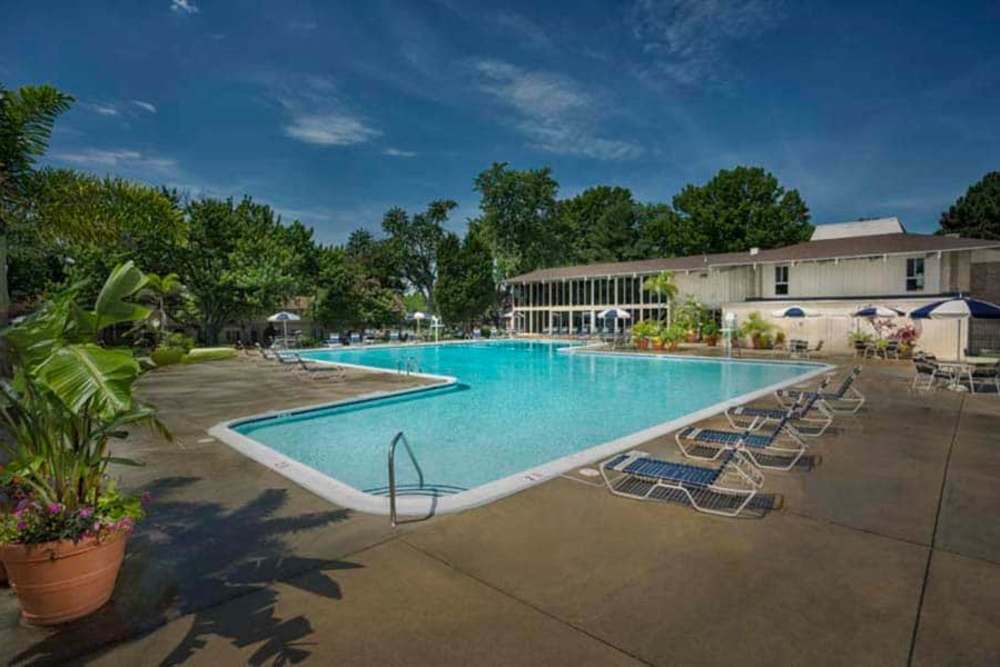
top-left (725, 378), bottom-right (833, 438)
top-left (775, 367), bottom-right (864, 414)
top-left (675, 411), bottom-right (806, 471)
top-left (601, 448), bottom-right (764, 518)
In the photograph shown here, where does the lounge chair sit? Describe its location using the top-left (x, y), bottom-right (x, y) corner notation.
top-left (675, 411), bottom-right (807, 471)
top-left (349, 332), bottom-right (362, 345)
top-left (293, 355), bottom-right (344, 381)
top-left (911, 359), bottom-right (947, 391)
top-left (725, 378), bottom-right (833, 437)
top-left (775, 367), bottom-right (864, 414)
top-left (601, 448), bottom-right (764, 518)
top-left (969, 363), bottom-right (1000, 394)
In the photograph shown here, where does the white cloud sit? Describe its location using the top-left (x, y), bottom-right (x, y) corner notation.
top-left (284, 113), bottom-right (382, 146)
top-left (53, 148), bottom-right (177, 173)
top-left (383, 147), bottom-right (417, 158)
top-left (628, 0), bottom-right (783, 84)
top-left (474, 59), bottom-right (643, 160)
top-left (170, 0), bottom-right (199, 14)
top-left (131, 100), bottom-right (157, 113)
top-left (86, 103), bottom-right (119, 116)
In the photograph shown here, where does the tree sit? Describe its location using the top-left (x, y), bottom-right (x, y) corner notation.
top-left (344, 228), bottom-right (402, 290)
top-left (671, 166), bottom-right (812, 254)
top-left (141, 272), bottom-right (186, 347)
top-left (558, 186), bottom-right (640, 263)
top-left (181, 197), bottom-right (304, 343)
top-left (472, 162), bottom-right (562, 278)
top-left (312, 246), bottom-right (404, 331)
top-left (0, 84), bottom-right (74, 323)
top-left (381, 200), bottom-right (456, 314)
top-left (26, 169), bottom-right (187, 303)
top-left (938, 172), bottom-right (1000, 240)
top-left (434, 232), bottom-right (496, 329)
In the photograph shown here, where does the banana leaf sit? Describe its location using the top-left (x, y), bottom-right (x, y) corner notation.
top-left (34, 343), bottom-right (140, 419)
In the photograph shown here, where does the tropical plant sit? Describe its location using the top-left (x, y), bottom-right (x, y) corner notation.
top-left (643, 271), bottom-right (679, 323)
top-left (739, 311), bottom-right (776, 349)
top-left (140, 272), bottom-right (186, 347)
top-left (0, 84), bottom-right (74, 324)
top-left (674, 295), bottom-right (707, 337)
top-left (0, 261), bottom-right (167, 544)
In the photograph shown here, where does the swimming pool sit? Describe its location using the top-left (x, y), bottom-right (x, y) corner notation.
top-left (212, 341), bottom-right (828, 516)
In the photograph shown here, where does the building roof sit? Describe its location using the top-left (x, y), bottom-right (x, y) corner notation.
top-left (507, 233), bottom-right (1000, 283)
top-left (810, 217), bottom-right (905, 241)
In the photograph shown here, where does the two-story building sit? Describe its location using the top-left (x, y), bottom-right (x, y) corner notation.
top-left (505, 218), bottom-right (1000, 357)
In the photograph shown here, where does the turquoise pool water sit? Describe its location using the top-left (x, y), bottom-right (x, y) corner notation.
top-left (232, 342), bottom-right (820, 498)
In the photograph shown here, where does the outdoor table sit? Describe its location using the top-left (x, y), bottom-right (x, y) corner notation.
top-left (935, 361), bottom-right (975, 391)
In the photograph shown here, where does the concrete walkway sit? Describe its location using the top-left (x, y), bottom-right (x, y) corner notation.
top-left (2, 356), bottom-right (998, 665)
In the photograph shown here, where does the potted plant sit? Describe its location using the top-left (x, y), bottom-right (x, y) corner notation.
top-left (661, 322), bottom-right (686, 352)
top-left (740, 312), bottom-right (776, 349)
top-left (0, 262), bottom-right (168, 625)
top-left (630, 321), bottom-right (656, 350)
top-left (702, 321), bottom-right (720, 347)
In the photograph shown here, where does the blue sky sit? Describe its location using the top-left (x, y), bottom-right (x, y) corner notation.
top-left (4, 0), bottom-right (999, 242)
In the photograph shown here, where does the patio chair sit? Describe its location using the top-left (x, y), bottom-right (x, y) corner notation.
top-left (600, 448), bottom-right (765, 518)
top-left (675, 411), bottom-right (807, 471)
top-left (775, 367), bottom-right (865, 414)
top-left (725, 378), bottom-right (834, 437)
top-left (882, 341), bottom-right (901, 359)
top-left (293, 355), bottom-right (344, 381)
top-left (911, 359), bottom-right (947, 391)
top-left (969, 363), bottom-right (1000, 394)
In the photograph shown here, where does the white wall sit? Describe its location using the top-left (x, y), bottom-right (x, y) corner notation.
top-left (758, 254), bottom-right (941, 300)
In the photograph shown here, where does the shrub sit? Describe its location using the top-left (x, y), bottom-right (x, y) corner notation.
top-left (182, 347), bottom-right (238, 364)
top-left (162, 331), bottom-right (195, 352)
top-left (151, 347), bottom-right (185, 366)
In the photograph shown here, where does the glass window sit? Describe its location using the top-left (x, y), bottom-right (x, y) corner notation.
top-left (906, 258), bottom-right (925, 291)
top-left (774, 265), bottom-right (789, 296)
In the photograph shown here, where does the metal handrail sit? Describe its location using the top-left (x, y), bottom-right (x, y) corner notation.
top-left (388, 431), bottom-right (424, 527)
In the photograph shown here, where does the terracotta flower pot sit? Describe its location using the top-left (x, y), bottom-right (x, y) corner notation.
top-left (1, 530), bottom-right (128, 625)
top-left (652, 340), bottom-right (665, 351)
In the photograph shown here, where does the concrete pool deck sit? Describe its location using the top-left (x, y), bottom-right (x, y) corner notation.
top-left (2, 355), bottom-right (999, 665)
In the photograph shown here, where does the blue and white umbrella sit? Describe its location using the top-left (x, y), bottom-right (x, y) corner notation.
top-left (597, 308), bottom-right (631, 320)
top-left (853, 305), bottom-right (905, 318)
top-left (910, 296), bottom-right (1000, 359)
top-left (267, 311), bottom-right (301, 345)
top-left (771, 305), bottom-right (818, 318)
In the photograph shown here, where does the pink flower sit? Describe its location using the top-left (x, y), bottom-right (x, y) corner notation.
top-left (14, 498), bottom-right (31, 515)
top-left (47, 502), bottom-right (62, 514)
top-left (78, 507), bottom-right (94, 519)
top-left (141, 492), bottom-right (153, 505)
top-left (16, 521), bottom-right (26, 531)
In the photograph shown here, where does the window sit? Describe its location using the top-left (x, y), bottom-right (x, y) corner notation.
top-left (906, 258), bottom-right (925, 291)
top-left (774, 265), bottom-right (789, 296)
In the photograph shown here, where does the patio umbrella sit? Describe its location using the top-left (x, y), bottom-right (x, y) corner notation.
top-left (430, 315), bottom-right (443, 343)
top-left (410, 311), bottom-right (427, 337)
top-left (910, 296), bottom-right (1000, 360)
top-left (771, 305), bottom-right (818, 318)
top-left (597, 308), bottom-right (631, 335)
top-left (853, 305), bottom-right (905, 318)
top-left (267, 311), bottom-right (301, 346)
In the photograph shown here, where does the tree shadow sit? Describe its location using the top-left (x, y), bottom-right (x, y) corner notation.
top-left (10, 476), bottom-right (361, 666)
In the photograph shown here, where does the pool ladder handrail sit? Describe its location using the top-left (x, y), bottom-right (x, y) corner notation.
top-left (396, 357), bottom-right (421, 375)
top-left (388, 431), bottom-right (424, 527)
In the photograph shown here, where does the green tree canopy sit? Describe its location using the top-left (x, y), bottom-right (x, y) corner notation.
top-left (312, 245), bottom-right (404, 331)
top-left (181, 197), bottom-right (306, 343)
top-left (472, 162), bottom-right (561, 278)
top-left (558, 186), bottom-right (640, 264)
top-left (671, 166), bottom-right (812, 255)
top-left (381, 199), bottom-right (456, 313)
top-left (434, 232), bottom-right (496, 329)
top-left (0, 83), bottom-right (74, 322)
top-left (938, 171), bottom-right (1000, 240)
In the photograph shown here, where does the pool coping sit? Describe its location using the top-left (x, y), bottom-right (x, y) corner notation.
top-left (209, 341), bottom-right (834, 518)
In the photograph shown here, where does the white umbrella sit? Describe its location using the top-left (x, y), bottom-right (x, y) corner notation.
top-left (910, 296), bottom-right (1000, 360)
top-left (267, 311), bottom-right (301, 346)
top-left (410, 311), bottom-right (427, 337)
top-left (597, 308), bottom-right (631, 320)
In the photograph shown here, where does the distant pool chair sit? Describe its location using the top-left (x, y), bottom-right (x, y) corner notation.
top-left (970, 363), bottom-right (1000, 394)
top-left (775, 366), bottom-right (865, 414)
top-left (601, 448), bottom-right (764, 518)
top-left (675, 411), bottom-right (807, 471)
top-left (293, 354), bottom-right (344, 382)
top-left (725, 378), bottom-right (834, 438)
